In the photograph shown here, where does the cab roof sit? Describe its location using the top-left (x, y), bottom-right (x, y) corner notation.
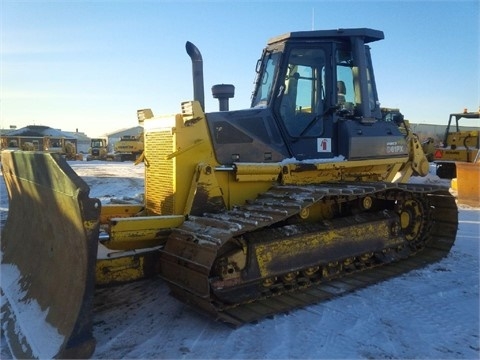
top-left (268, 28), bottom-right (384, 45)
top-left (450, 112), bottom-right (480, 119)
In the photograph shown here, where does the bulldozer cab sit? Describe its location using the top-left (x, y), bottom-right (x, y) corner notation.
top-left (205, 28), bottom-right (406, 164)
top-left (248, 28), bottom-right (383, 159)
top-left (90, 138), bottom-right (107, 148)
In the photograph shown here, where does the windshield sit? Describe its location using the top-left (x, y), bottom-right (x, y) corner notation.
top-left (251, 51), bottom-right (281, 108)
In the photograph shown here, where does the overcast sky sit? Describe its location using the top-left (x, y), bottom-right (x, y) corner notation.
top-left (1, 0), bottom-right (478, 137)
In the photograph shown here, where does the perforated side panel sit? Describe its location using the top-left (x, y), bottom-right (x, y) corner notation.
top-left (144, 131), bottom-right (174, 215)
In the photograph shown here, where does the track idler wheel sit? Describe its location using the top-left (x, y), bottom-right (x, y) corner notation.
top-left (397, 197), bottom-right (428, 245)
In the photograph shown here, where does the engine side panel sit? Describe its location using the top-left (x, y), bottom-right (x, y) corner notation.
top-left (206, 108), bottom-right (290, 164)
top-left (338, 120), bottom-right (408, 159)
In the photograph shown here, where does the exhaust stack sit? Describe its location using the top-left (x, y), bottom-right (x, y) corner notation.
top-left (185, 41), bottom-right (205, 111)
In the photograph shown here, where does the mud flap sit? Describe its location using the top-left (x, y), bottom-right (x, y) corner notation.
top-left (1, 151), bottom-right (101, 359)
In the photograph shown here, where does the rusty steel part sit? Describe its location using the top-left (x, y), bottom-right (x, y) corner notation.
top-left (95, 245), bottom-right (162, 286)
top-left (1, 151), bottom-right (101, 359)
top-left (159, 183), bottom-right (458, 326)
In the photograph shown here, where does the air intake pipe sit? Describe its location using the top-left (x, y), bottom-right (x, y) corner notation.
top-left (185, 41), bottom-right (205, 111)
top-left (212, 84), bottom-right (235, 111)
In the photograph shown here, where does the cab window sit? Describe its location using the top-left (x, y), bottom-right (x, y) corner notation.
top-left (251, 52), bottom-right (281, 108)
top-left (336, 49), bottom-right (355, 111)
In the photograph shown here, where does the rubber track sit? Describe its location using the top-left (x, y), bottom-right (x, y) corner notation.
top-left (160, 183), bottom-right (458, 326)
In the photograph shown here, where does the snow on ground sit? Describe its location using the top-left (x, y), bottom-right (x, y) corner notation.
top-left (1, 161), bottom-right (479, 359)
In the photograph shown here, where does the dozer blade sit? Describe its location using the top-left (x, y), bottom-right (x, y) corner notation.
top-left (1, 151), bottom-right (101, 359)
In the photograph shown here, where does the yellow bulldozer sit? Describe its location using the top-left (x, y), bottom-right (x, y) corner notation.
top-left (1, 28), bottom-right (458, 359)
top-left (86, 137), bottom-right (109, 161)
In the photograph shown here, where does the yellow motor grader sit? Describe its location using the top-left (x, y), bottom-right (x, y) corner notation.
top-left (1, 28), bottom-right (458, 359)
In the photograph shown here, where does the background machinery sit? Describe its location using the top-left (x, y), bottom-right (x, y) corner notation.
top-left (86, 133), bottom-right (144, 162)
top-left (1, 135), bottom-right (80, 160)
top-left (434, 110), bottom-right (480, 178)
top-left (108, 109), bottom-right (153, 162)
top-left (1, 28), bottom-right (458, 358)
top-left (112, 133), bottom-right (144, 162)
top-left (86, 137), bottom-right (109, 161)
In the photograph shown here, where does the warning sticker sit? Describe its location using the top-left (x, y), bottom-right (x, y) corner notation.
top-left (317, 138), bottom-right (331, 152)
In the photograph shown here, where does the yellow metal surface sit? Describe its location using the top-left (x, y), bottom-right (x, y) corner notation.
top-left (451, 177), bottom-right (458, 191)
top-left (254, 219), bottom-right (393, 278)
top-left (408, 135), bottom-right (430, 176)
top-left (144, 128), bottom-right (175, 215)
top-left (166, 139), bottom-right (206, 160)
top-left (100, 204), bottom-right (144, 223)
top-left (306, 201), bottom-right (336, 221)
top-left (106, 215), bottom-right (184, 250)
top-left (281, 157), bottom-right (408, 184)
top-left (143, 101), bottom-right (222, 216)
top-left (456, 161), bottom-right (480, 207)
top-left (445, 131), bottom-right (479, 149)
top-left (95, 246), bottom-right (160, 285)
top-left (225, 178), bottom-right (276, 209)
top-left (184, 163), bottom-right (226, 214)
top-left (234, 163), bottom-right (282, 182)
top-left (435, 148), bottom-right (479, 163)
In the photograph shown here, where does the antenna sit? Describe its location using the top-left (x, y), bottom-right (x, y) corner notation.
top-left (312, 8), bottom-right (315, 30)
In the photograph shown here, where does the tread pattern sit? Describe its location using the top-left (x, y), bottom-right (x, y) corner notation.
top-left (159, 183), bottom-right (458, 326)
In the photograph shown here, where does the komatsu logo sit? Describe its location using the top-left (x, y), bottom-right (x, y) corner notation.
top-left (386, 141), bottom-right (405, 153)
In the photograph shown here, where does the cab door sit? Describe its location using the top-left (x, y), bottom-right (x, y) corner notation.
top-left (274, 46), bottom-right (336, 160)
